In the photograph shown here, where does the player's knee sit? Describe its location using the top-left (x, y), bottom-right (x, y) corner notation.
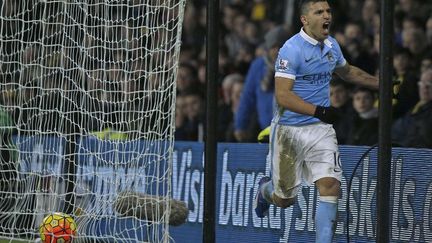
top-left (316, 177), bottom-right (340, 196)
top-left (272, 194), bottom-right (296, 208)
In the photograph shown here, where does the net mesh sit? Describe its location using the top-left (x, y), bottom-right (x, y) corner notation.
top-left (0, 0), bottom-right (186, 242)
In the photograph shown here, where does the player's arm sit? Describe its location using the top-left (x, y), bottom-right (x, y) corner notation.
top-left (275, 43), bottom-right (339, 124)
top-left (275, 76), bottom-right (316, 115)
top-left (275, 76), bottom-right (340, 124)
top-left (334, 63), bottom-right (379, 90)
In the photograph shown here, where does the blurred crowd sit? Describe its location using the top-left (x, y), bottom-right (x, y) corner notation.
top-left (0, 0), bottom-right (431, 148)
top-left (175, 0), bottom-right (432, 149)
top-left (0, 1), bottom-right (181, 138)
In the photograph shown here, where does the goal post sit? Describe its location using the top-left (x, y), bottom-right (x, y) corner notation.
top-left (0, 0), bottom-right (187, 242)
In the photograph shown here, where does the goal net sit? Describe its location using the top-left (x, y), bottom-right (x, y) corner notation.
top-left (0, 0), bottom-right (186, 242)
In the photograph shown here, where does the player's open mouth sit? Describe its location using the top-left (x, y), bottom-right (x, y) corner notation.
top-left (322, 22), bottom-right (330, 34)
top-left (323, 22), bottom-right (330, 30)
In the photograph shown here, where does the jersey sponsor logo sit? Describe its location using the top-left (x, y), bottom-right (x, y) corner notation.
top-left (299, 71), bottom-right (332, 81)
top-left (277, 59), bottom-right (289, 70)
top-left (298, 71), bottom-right (332, 85)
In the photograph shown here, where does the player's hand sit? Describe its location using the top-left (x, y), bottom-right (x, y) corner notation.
top-left (313, 106), bottom-right (340, 124)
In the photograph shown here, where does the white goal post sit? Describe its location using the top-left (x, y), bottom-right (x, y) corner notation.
top-left (0, 0), bottom-right (187, 242)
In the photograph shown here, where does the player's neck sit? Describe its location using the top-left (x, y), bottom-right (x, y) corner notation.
top-left (303, 27), bottom-right (325, 44)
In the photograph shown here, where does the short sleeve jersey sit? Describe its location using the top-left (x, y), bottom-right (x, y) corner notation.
top-left (273, 28), bottom-right (346, 126)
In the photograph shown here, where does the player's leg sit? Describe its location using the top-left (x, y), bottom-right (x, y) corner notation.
top-left (255, 177), bottom-right (299, 218)
top-left (256, 175), bottom-right (298, 210)
top-left (315, 177), bottom-right (340, 243)
top-left (254, 123), bottom-right (302, 217)
top-left (304, 123), bottom-right (342, 243)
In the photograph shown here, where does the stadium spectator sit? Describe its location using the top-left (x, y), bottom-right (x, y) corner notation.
top-left (243, 21), bottom-right (261, 47)
top-left (338, 22), bottom-right (377, 74)
top-left (175, 87), bottom-right (206, 141)
top-left (362, 0), bottom-right (380, 37)
top-left (233, 25), bottom-right (290, 142)
top-left (232, 42), bottom-right (257, 74)
top-left (346, 87), bottom-right (379, 146)
top-left (222, 3), bottom-right (243, 33)
top-left (392, 69), bottom-right (432, 148)
top-left (336, 22), bottom-right (364, 47)
top-left (330, 78), bottom-right (354, 144)
top-left (179, 45), bottom-right (199, 66)
top-left (402, 28), bottom-right (429, 66)
top-left (220, 73), bottom-right (243, 107)
top-left (401, 15), bottom-right (424, 32)
top-left (396, 0), bottom-right (431, 23)
top-left (392, 47), bottom-right (419, 119)
top-left (421, 53), bottom-right (432, 73)
top-left (330, 79), bottom-right (353, 110)
top-left (181, 3), bottom-right (206, 49)
top-left (218, 72), bottom-right (241, 130)
top-left (196, 61), bottom-right (207, 86)
top-left (218, 74), bottom-right (245, 141)
top-left (426, 16), bottom-right (432, 45)
top-left (225, 13), bottom-right (250, 60)
top-left (198, 45), bottom-right (234, 79)
top-left (176, 62), bottom-right (201, 95)
top-left (230, 80), bottom-right (244, 116)
top-left (174, 94), bottom-right (188, 140)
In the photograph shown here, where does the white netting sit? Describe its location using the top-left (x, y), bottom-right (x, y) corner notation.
top-left (0, 0), bottom-right (186, 242)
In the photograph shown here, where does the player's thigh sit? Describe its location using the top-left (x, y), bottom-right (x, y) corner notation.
top-left (269, 123), bottom-right (303, 199)
top-left (303, 123), bottom-right (342, 185)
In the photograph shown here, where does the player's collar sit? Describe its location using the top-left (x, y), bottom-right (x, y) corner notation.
top-left (300, 28), bottom-right (332, 48)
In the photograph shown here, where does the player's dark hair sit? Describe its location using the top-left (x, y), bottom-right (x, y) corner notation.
top-left (298, 0), bottom-right (328, 15)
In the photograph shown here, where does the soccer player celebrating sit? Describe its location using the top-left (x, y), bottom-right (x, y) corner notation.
top-left (253, 0), bottom-right (379, 242)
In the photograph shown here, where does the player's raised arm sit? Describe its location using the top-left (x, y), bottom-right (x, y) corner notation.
top-left (334, 62), bottom-right (379, 90)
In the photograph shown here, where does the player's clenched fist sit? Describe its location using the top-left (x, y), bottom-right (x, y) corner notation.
top-left (313, 106), bottom-right (340, 124)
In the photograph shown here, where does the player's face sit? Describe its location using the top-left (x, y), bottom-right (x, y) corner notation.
top-left (302, 1), bottom-right (332, 41)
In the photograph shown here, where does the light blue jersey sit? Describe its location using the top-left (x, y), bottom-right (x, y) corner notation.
top-left (273, 28), bottom-right (346, 126)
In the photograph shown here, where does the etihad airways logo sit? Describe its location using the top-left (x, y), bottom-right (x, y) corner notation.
top-left (299, 71), bottom-right (332, 84)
